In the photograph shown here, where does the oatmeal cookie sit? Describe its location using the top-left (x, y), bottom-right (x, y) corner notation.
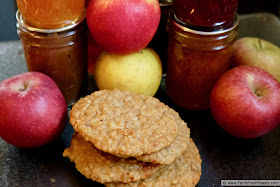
top-left (63, 133), bottom-right (163, 184)
top-left (135, 112), bottom-right (190, 164)
top-left (106, 139), bottom-right (202, 187)
top-left (69, 89), bottom-right (178, 158)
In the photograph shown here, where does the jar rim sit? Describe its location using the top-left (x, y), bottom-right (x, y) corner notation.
top-left (160, 0), bottom-right (173, 6)
top-left (172, 13), bottom-right (239, 35)
top-left (16, 8), bottom-right (86, 34)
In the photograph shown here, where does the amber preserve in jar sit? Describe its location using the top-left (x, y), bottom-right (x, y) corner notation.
top-left (16, 10), bottom-right (88, 106)
top-left (16, 0), bottom-right (85, 29)
top-left (166, 12), bottom-right (238, 110)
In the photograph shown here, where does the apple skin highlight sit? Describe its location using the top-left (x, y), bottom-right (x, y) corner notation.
top-left (210, 66), bottom-right (280, 139)
top-left (0, 72), bottom-right (68, 148)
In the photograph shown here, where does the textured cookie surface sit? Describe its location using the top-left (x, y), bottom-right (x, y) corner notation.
top-left (135, 112), bottom-right (190, 164)
top-left (106, 139), bottom-right (202, 187)
top-left (63, 133), bottom-right (163, 184)
top-left (70, 89), bottom-right (178, 157)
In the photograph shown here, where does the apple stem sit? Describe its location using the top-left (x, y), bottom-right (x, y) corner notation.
top-left (258, 39), bottom-right (263, 50)
top-left (255, 90), bottom-right (261, 97)
top-left (18, 82), bottom-right (29, 92)
top-left (18, 87), bottom-right (26, 92)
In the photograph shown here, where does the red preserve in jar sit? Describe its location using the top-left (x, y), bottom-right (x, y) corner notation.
top-left (166, 12), bottom-right (238, 110)
top-left (148, 0), bottom-right (173, 73)
top-left (173, 0), bottom-right (238, 28)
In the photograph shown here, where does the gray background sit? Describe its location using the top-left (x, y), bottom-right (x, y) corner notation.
top-left (0, 1), bottom-right (18, 41)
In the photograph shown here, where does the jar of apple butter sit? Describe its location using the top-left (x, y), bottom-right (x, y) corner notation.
top-left (166, 11), bottom-right (238, 110)
top-left (16, 10), bottom-right (88, 106)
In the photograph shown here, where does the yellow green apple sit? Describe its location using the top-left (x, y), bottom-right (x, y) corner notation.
top-left (95, 48), bottom-right (162, 96)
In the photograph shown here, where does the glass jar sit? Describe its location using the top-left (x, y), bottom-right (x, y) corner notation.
top-left (85, 0), bottom-right (90, 7)
top-left (159, 0), bottom-right (173, 5)
top-left (16, 0), bottom-right (85, 29)
top-left (149, 0), bottom-right (173, 73)
top-left (16, 10), bottom-right (88, 106)
top-left (173, 0), bottom-right (238, 28)
top-left (166, 12), bottom-right (238, 110)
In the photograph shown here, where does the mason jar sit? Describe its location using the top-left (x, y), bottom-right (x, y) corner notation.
top-left (149, 0), bottom-right (173, 73)
top-left (16, 0), bottom-right (85, 29)
top-left (166, 11), bottom-right (239, 110)
top-left (173, 0), bottom-right (238, 28)
top-left (16, 10), bottom-right (88, 106)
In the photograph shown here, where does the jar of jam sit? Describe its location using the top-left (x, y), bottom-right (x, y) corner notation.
top-left (16, 0), bottom-right (85, 29)
top-left (16, 10), bottom-right (88, 106)
top-left (149, 0), bottom-right (173, 73)
top-left (173, 0), bottom-right (238, 28)
top-left (166, 11), bottom-right (238, 110)
top-left (85, 0), bottom-right (90, 7)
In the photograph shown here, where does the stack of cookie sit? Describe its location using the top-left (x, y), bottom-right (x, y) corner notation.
top-left (63, 89), bottom-right (202, 186)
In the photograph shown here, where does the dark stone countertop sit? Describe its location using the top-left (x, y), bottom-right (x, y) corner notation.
top-left (0, 13), bottom-right (280, 187)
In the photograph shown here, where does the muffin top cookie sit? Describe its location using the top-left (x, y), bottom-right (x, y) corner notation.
top-left (63, 133), bottom-right (163, 184)
top-left (70, 89), bottom-right (178, 158)
top-left (106, 139), bottom-right (202, 187)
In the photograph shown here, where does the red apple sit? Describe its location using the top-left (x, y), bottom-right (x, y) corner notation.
top-left (210, 66), bottom-right (280, 138)
top-left (231, 37), bottom-right (280, 82)
top-left (86, 0), bottom-right (161, 55)
top-left (0, 72), bottom-right (68, 148)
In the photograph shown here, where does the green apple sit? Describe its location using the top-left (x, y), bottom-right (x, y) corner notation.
top-left (231, 37), bottom-right (280, 82)
top-left (95, 48), bottom-right (162, 96)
